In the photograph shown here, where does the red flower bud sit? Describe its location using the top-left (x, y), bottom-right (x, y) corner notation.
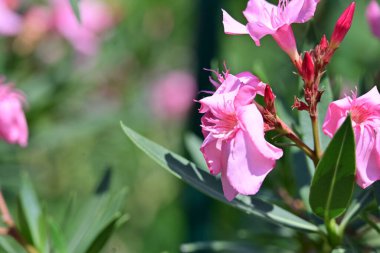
top-left (302, 52), bottom-right (315, 85)
top-left (265, 85), bottom-right (275, 105)
top-left (331, 2), bottom-right (356, 48)
top-left (319, 35), bottom-right (329, 51)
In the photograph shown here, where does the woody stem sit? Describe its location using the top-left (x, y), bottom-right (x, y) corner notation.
top-left (276, 117), bottom-right (319, 165)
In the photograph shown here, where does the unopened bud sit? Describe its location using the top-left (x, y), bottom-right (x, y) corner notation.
top-left (302, 52), bottom-right (315, 85)
top-left (264, 85), bottom-right (276, 114)
top-left (319, 35), bottom-right (329, 51)
top-left (331, 2), bottom-right (356, 49)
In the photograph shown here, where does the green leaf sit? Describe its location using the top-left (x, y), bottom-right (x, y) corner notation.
top-left (69, 0), bottom-right (81, 23)
top-left (121, 123), bottom-right (319, 233)
top-left (17, 173), bottom-right (48, 253)
top-left (184, 133), bottom-right (208, 172)
top-left (0, 236), bottom-right (28, 253)
top-left (64, 189), bottom-right (127, 253)
top-left (47, 218), bottom-right (67, 253)
top-left (85, 213), bottom-right (128, 253)
top-left (309, 116), bottom-right (356, 220)
top-left (373, 181), bottom-right (380, 212)
top-left (339, 190), bottom-right (373, 229)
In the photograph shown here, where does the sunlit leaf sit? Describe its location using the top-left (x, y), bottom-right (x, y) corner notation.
top-left (184, 133), bottom-right (208, 172)
top-left (309, 116), bottom-right (356, 219)
top-left (121, 123), bottom-right (319, 233)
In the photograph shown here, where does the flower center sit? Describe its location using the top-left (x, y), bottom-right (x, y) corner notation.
top-left (203, 112), bottom-right (238, 140)
top-left (351, 104), bottom-right (373, 124)
top-left (278, 0), bottom-right (290, 11)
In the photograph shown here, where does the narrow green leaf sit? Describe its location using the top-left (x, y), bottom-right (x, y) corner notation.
top-left (184, 133), bottom-right (208, 172)
top-left (309, 116), bottom-right (356, 220)
top-left (47, 218), bottom-right (67, 253)
top-left (64, 190), bottom-right (127, 253)
top-left (18, 174), bottom-right (48, 253)
top-left (69, 0), bottom-right (81, 23)
top-left (121, 123), bottom-right (319, 233)
top-left (0, 236), bottom-right (28, 253)
top-left (85, 213), bottom-right (127, 253)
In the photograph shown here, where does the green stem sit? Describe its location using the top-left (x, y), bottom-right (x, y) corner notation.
top-left (325, 218), bottom-right (343, 249)
top-left (311, 115), bottom-right (322, 160)
top-left (276, 117), bottom-right (319, 165)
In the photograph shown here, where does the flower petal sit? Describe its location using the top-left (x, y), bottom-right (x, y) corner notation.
top-left (355, 126), bottom-right (380, 188)
top-left (222, 10), bottom-right (249, 35)
top-left (237, 104), bottom-right (283, 159)
top-left (322, 97), bottom-right (351, 138)
top-left (284, 0), bottom-right (319, 24)
top-left (200, 134), bottom-right (222, 175)
top-left (224, 129), bottom-right (274, 196)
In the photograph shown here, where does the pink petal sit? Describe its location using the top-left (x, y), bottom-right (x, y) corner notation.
top-left (367, 0), bottom-right (380, 38)
top-left (237, 104), bottom-right (283, 159)
top-left (355, 126), bottom-right (380, 188)
top-left (322, 97), bottom-right (351, 138)
top-left (284, 0), bottom-right (319, 24)
top-left (243, 0), bottom-right (276, 24)
top-left (200, 134), bottom-right (222, 175)
top-left (246, 21), bottom-right (277, 46)
top-left (223, 129), bottom-right (274, 196)
top-left (221, 142), bottom-right (238, 201)
top-left (357, 86), bottom-right (380, 106)
top-left (222, 10), bottom-right (248, 35)
top-left (236, 72), bottom-right (266, 96)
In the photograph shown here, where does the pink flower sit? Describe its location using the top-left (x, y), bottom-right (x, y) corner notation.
top-left (223, 0), bottom-right (319, 62)
top-left (199, 72), bottom-right (283, 201)
top-left (0, 0), bottom-right (22, 36)
top-left (51, 0), bottom-right (114, 55)
top-left (323, 87), bottom-right (380, 188)
top-left (0, 81), bottom-right (28, 147)
top-left (366, 0), bottom-right (380, 39)
top-left (151, 71), bottom-right (197, 119)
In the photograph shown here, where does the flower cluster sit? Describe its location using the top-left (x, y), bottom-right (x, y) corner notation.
top-left (198, 0), bottom-right (377, 201)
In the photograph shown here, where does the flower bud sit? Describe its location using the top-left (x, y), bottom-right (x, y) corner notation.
top-left (319, 35), bottom-right (329, 51)
top-left (264, 85), bottom-right (276, 112)
top-left (301, 52), bottom-right (315, 85)
top-left (331, 2), bottom-right (356, 49)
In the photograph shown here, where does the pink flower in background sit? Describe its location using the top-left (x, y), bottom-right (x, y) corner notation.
top-left (223, 0), bottom-right (319, 62)
top-left (199, 72), bottom-right (283, 201)
top-left (0, 0), bottom-right (22, 36)
top-left (51, 0), bottom-right (114, 55)
top-left (366, 0), bottom-right (380, 39)
top-left (0, 81), bottom-right (28, 147)
top-left (323, 87), bottom-right (380, 188)
top-left (151, 71), bottom-right (197, 119)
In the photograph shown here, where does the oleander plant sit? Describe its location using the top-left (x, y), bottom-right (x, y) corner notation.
top-left (123, 1), bottom-right (380, 252)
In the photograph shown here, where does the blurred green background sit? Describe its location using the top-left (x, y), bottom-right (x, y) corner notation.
top-left (0, 0), bottom-right (380, 252)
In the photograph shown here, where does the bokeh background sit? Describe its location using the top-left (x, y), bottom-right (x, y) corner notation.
top-left (0, 0), bottom-right (379, 252)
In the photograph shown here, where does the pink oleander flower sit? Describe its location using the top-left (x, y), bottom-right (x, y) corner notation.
top-left (0, 0), bottom-right (22, 36)
top-left (0, 81), bottom-right (28, 147)
top-left (223, 0), bottom-right (319, 62)
top-left (366, 0), bottom-right (380, 39)
top-left (151, 71), bottom-right (197, 120)
top-left (323, 87), bottom-right (380, 188)
top-left (199, 72), bottom-right (283, 201)
top-left (51, 0), bottom-right (114, 55)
